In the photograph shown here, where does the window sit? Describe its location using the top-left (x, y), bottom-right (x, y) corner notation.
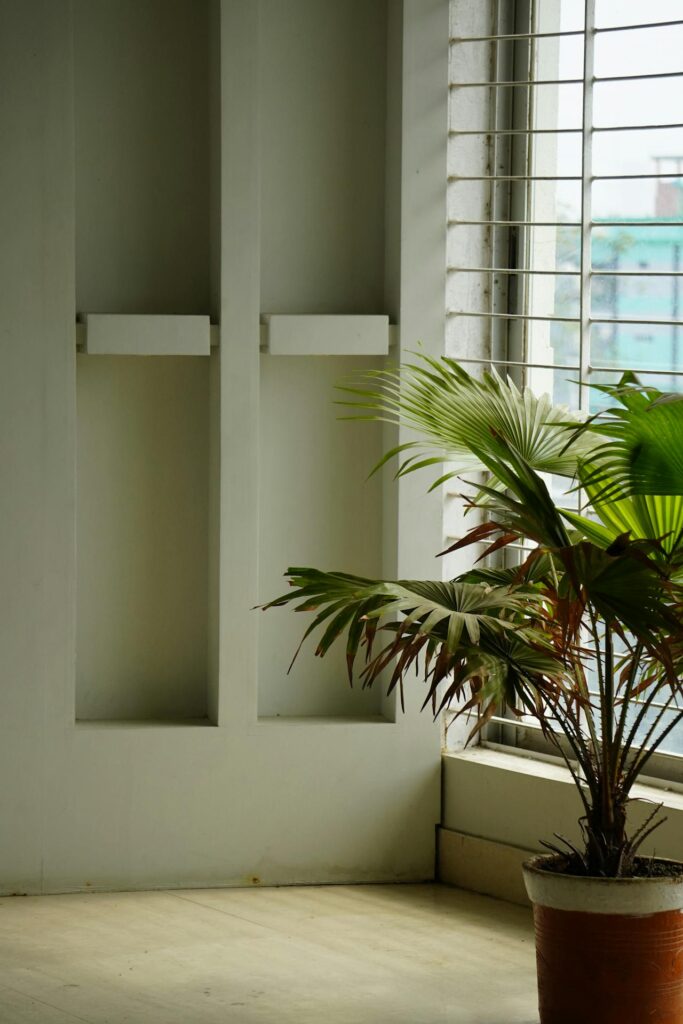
top-left (445, 0), bottom-right (683, 775)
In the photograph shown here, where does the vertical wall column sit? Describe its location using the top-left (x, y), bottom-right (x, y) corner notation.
top-left (0, 0), bottom-right (76, 891)
top-left (396, 0), bottom-right (449, 585)
top-left (217, 0), bottom-right (261, 726)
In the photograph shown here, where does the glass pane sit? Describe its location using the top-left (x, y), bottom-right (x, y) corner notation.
top-left (595, 0), bottom-right (683, 29)
top-left (594, 78), bottom-right (682, 130)
top-left (535, 33), bottom-right (585, 82)
top-left (528, 272), bottom-right (581, 319)
top-left (593, 128), bottom-right (683, 179)
top-left (593, 176), bottom-right (683, 220)
top-left (593, 272), bottom-right (682, 320)
top-left (557, 0), bottom-right (585, 33)
top-left (594, 22), bottom-right (683, 77)
top-left (592, 319), bottom-right (678, 374)
top-left (583, 369), bottom-right (622, 413)
top-left (531, 132), bottom-right (583, 178)
top-left (592, 225), bottom-right (683, 271)
top-left (529, 223), bottom-right (581, 271)
top-left (526, 362), bottom-right (581, 410)
top-left (623, 703), bottom-right (683, 758)
top-left (588, 367), bottom-right (683, 411)
top-left (528, 307), bottom-right (581, 376)
top-left (529, 82), bottom-right (583, 130)
top-left (526, 179), bottom-right (582, 224)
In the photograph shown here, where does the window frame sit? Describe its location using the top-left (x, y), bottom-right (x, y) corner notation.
top-left (445, 0), bottom-right (683, 786)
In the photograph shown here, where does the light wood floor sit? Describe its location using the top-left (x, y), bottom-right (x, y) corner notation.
top-left (0, 884), bottom-right (538, 1023)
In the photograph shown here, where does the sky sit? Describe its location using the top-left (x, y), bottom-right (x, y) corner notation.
top-left (557, 0), bottom-right (683, 218)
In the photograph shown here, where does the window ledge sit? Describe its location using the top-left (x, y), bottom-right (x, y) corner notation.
top-left (445, 743), bottom-right (683, 806)
top-left (442, 745), bottom-right (683, 869)
top-left (445, 744), bottom-right (573, 784)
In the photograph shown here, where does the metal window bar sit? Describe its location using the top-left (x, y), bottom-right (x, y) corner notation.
top-left (596, 70), bottom-right (683, 83)
top-left (455, 356), bottom-right (580, 371)
top-left (447, 311), bottom-right (580, 323)
top-left (590, 365), bottom-right (683, 378)
top-left (594, 270), bottom-right (683, 278)
top-left (451, 29), bottom-right (586, 43)
top-left (449, 311), bottom-right (683, 329)
top-left (590, 220), bottom-right (683, 228)
top-left (450, 175), bottom-right (581, 181)
top-left (449, 219), bottom-right (581, 226)
top-left (450, 267), bottom-right (683, 278)
top-left (450, 123), bottom-right (683, 136)
top-left (451, 219), bottom-right (683, 228)
top-left (488, 710), bottom-right (683, 732)
top-left (447, 355), bottom-right (683, 379)
top-left (449, 127), bottom-right (582, 135)
top-left (449, 267), bottom-right (581, 275)
top-left (592, 316), bottom-right (683, 327)
top-left (449, 78), bottom-right (582, 87)
top-left (450, 19), bottom-right (683, 43)
top-left (450, 173), bottom-right (683, 181)
top-left (449, 71), bottom-right (683, 88)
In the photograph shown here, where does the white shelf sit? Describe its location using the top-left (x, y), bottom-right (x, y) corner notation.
top-left (260, 314), bottom-right (392, 356)
top-left (78, 314), bottom-right (213, 356)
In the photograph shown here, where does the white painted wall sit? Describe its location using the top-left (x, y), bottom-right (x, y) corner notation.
top-left (0, 0), bottom-right (448, 894)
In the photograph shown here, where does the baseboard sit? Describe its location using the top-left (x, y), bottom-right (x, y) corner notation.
top-left (437, 827), bottom-right (536, 906)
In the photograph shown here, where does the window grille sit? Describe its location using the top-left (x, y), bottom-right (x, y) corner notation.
top-left (445, 0), bottom-right (683, 771)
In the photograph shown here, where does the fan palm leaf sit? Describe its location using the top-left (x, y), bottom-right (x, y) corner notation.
top-left (339, 353), bottom-right (595, 484)
top-left (261, 569), bottom-right (562, 693)
top-left (579, 381), bottom-right (683, 499)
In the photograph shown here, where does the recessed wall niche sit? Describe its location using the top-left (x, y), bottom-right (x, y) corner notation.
top-left (76, 356), bottom-right (213, 722)
top-left (258, 356), bottom-right (386, 719)
top-left (259, 0), bottom-right (387, 314)
top-left (73, 0), bottom-right (217, 723)
top-left (74, 0), bottom-right (212, 315)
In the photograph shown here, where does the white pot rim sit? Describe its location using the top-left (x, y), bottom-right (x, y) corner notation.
top-left (523, 854), bottom-right (683, 916)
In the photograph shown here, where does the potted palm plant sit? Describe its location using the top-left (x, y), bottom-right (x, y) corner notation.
top-left (262, 355), bottom-right (683, 1024)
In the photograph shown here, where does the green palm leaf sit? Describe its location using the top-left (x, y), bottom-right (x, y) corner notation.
top-left (339, 353), bottom-right (595, 482)
top-left (261, 568), bottom-right (556, 685)
top-left (581, 383), bottom-right (683, 498)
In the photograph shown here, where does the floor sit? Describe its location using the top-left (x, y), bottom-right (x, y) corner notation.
top-left (0, 884), bottom-right (538, 1024)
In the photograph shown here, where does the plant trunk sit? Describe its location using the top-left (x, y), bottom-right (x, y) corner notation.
top-left (585, 789), bottom-right (628, 876)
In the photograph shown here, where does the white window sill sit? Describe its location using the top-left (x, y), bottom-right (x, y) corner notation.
top-left (442, 745), bottom-right (683, 862)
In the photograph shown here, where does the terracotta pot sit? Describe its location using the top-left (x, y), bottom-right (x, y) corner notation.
top-left (523, 854), bottom-right (683, 1024)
